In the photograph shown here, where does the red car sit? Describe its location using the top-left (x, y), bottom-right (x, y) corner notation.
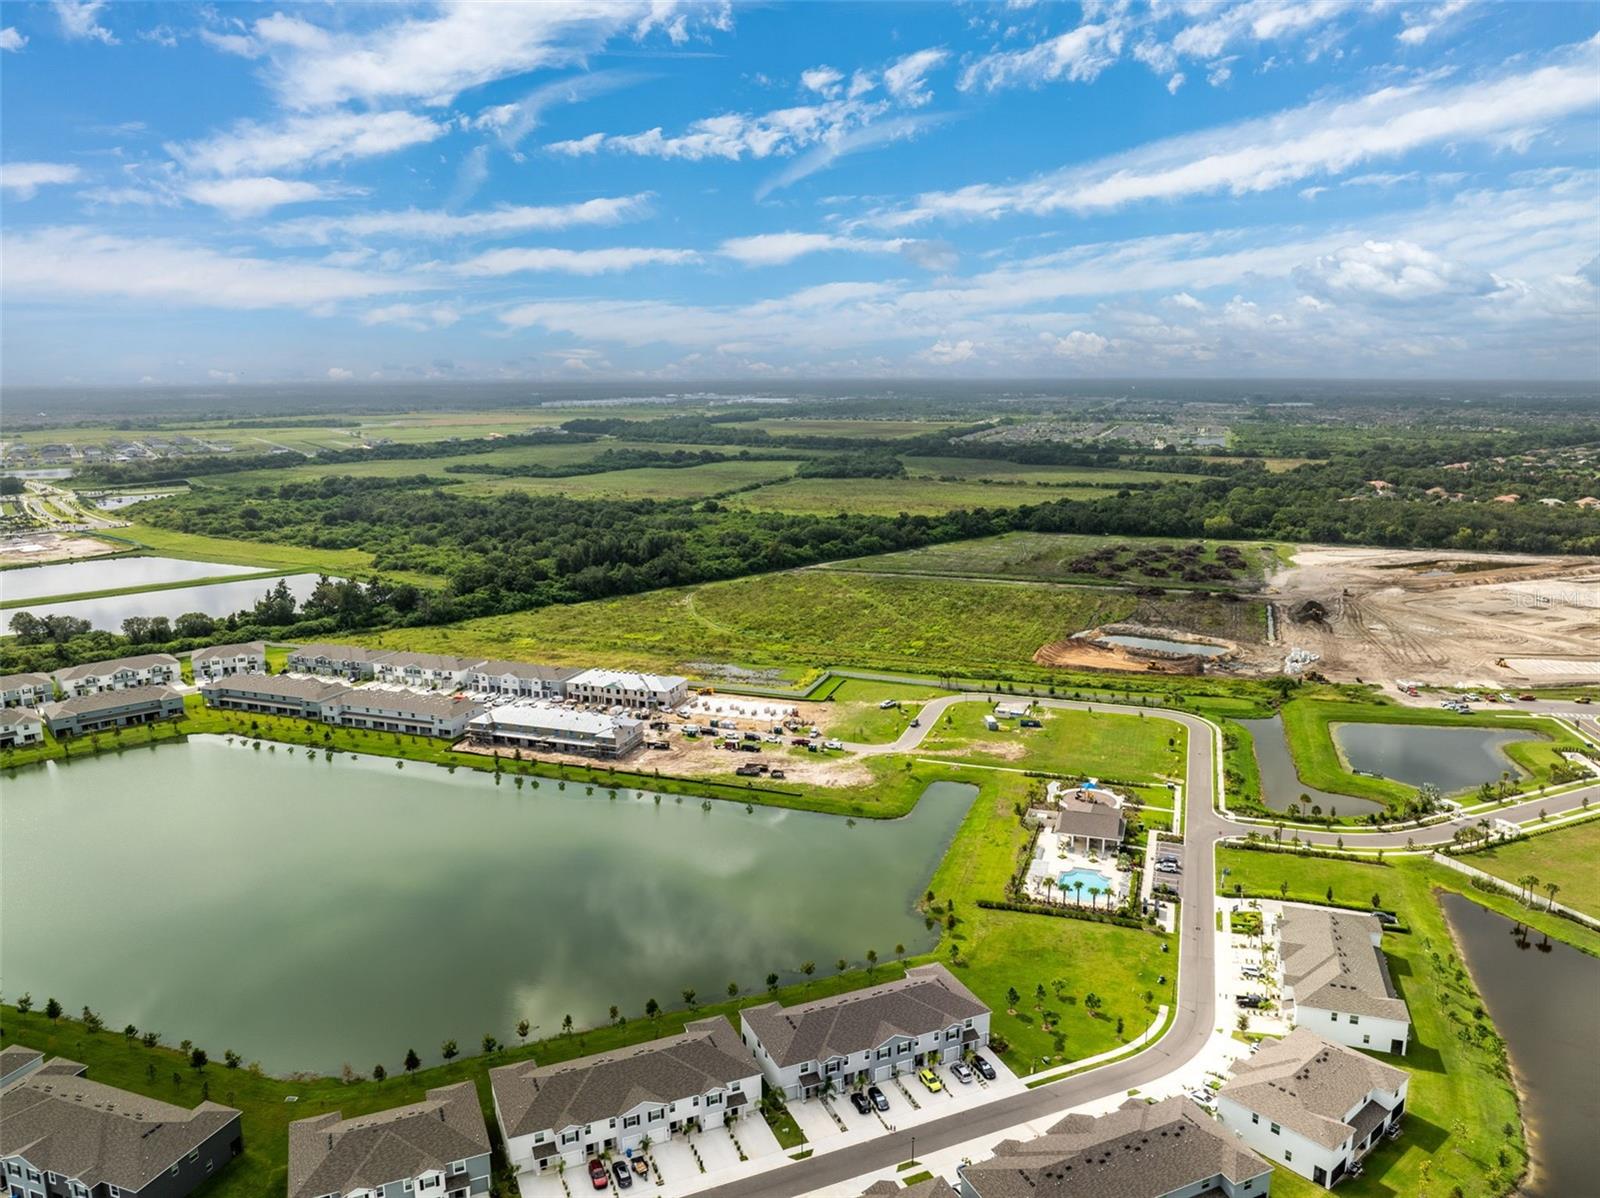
top-left (587, 1159), bottom-right (609, 1190)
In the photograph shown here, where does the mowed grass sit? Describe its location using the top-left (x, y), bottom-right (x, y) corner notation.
top-left (1214, 847), bottom-right (1600, 1198)
top-left (822, 678), bottom-right (953, 743)
top-left (920, 702), bottom-right (1188, 782)
top-left (1461, 817), bottom-right (1600, 917)
top-left (727, 477), bottom-right (1107, 517)
top-left (354, 572), bottom-right (1136, 676)
top-left (902, 457), bottom-right (1203, 485)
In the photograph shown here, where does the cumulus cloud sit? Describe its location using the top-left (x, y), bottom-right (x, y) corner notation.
top-left (1042, 330), bottom-right (1109, 357)
top-left (183, 176), bottom-right (336, 217)
top-left (326, 367), bottom-right (354, 380)
top-left (0, 162), bottom-right (82, 199)
top-left (0, 26), bottom-right (27, 51)
top-left (54, 0), bottom-right (116, 44)
top-left (959, 23), bottom-right (1123, 92)
top-left (800, 65), bottom-right (844, 98)
top-left (923, 338), bottom-right (976, 364)
top-left (1293, 239), bottom-right (1500, 303)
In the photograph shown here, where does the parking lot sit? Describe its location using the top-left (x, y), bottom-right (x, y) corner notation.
top-left (513, 1117), bottom-right (784, 1198)
top-left (1149, 841), bottom-right (1184, 902)
top-left (786, 1051), bottom-right (1025, 1149)
top-left (1219, 900), bottom-right (1292, 1039)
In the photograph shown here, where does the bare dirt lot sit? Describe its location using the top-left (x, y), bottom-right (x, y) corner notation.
top-left (1267, 546), bottom-right (1600, 686)
top-left (0, 533), bottom-right (122, 566)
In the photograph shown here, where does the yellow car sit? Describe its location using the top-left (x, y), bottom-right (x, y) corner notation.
top-left (917, 1067), bottom-right (943, 1093)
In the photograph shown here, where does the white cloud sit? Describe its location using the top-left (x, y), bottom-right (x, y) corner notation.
top-left (326, 367), bottom-right (354, 380)
top-left (1398, 0), bottom-right (1475, 46)
top-left (0, 26), bottom-right (27, 51)
top-left (1206, 59), bottom-right (1234, 87)
top-left (270, 194), bottom-right (653, 243)
top-left (1167, 292), bottom-right (1206, 311)
top-left (718, 231), bottom-right (917, 266)
top-left (959, 23), bottom-right (1123, 92)
top-left (360, 302), bottom-right (462, 330)
top-left (0, 162), bottom-right (82, 199)
top-left (1293, 239), bottom-right (1499, 303)
top-left (801, 66), bottom-right (843, 98)
top-left (923, 338), bottom-right (976, 364)
top-left (171, 110), bottom-right (447, 177)
top-left (2, 227), bottom-right (428, 309)
top-left (756, 112), bottom-right (949, 199)
top-left (454, 246), bottom-right (700, 277)
top-left (1166, 72), bottom-right (1185, 95)
top-left (54, 0), bottom-right (116, 45)
top-left (882, 48), bottom-right (947, 107)
top-left (470, 71), bottom-right (643, 150)
top-left (861, 39), bottom-right (1600, 227)
top-left (182, 176), bottom-right (335, 217)
top-left (1042, 330), bottom-right (1108, 357)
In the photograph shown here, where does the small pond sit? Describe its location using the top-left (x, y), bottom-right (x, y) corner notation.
top-left (1, 555), bottom-right (264, 602)
top-left (93, 492), bottom-right (176, 510)
top-left (0, 740), bottom-right (975, 1074)
top-left (1240, 716), bottom-right (1387, 817)
top-left (14, 572), bottom-right (322, 630)
top-left (1441, 894), bottom-right (1598, 1198)
top-left (1102, 634), bottom-right (1230, 657)
top-left (1333, 723), bottom-right (1541, 793)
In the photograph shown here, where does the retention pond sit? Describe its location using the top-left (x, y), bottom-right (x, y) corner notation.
top-left (0, 738), bottom-right (974, 1074)
top-left (1240, 716), bottom-right (1387, 817)
top-left (1332, 723), bottom-right (1541, 794)
top-left (15, 572), bottom-right (320, 629)
top-left (0, 555), bottom-right (265, 603)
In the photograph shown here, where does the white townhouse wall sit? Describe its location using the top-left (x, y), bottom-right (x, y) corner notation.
top-left (740, 963), bottom-right (990, 1100)
top-left (0, 707), bottom-right (45, 748)
top-left (491, 1017), bottom-right (760, 1174)
top-left (330, 690), bottom-right (483, 739)
top-left (52, 654), bottom-right (180, 697)
top-left (464, 661), bottom-right (580, 699)
top-left (371, 652), bottom-right (482, 690)
top-left (287, 1083), bottom-right (491, 1198)
top-left (0, 673), bottom-right (54, 707)
top-left (190, 642), bottom-right (267, 681)
top-left (285, 643), bottom-right (389, 680)
top-left (200, 675), bottom-right (351, 721)
top-left (566, 669), bottom-right (688, 711)
top-left (466, 704), bottom-right (643, 759)
top-left (1217, 1029), bottom-right (1409, 1189)
top-left (1278, 907), bottom-right (1411, 1056)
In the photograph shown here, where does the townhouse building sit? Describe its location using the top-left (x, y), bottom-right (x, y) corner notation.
top-left (371, 652), bottom-right (481, 691)
top-left (285, 644), bottom-right (389, 680)
top-left (464, 661), bottom-right (581, 699)
top-left (465, 704), bottom-right (643, 759)
top-left (0, 1047), bottom-right (43, 1089)
top-left (38, 686), bottom-right (185, 738)
top-left (0, 672), bottom-right (54, 708)
top-left (200, 675), bottom-right (351, 722)
top-left (958, 1097), bottom-right (1273, 1198)
top-left (1277, 907), bottom-right (1410, 1055)
top-left (329, 690), bottom-right (482, 739)
top-left (566, 669), bottom-right (689, 711)
top-left (492, 1018), bottom-right (759, 1175)
top-left (1, 1055), bottom-right (242, 1198)
top-left (0, 707), bottom-right (45, 749)
top-left (1217, 1029), bottom-right (1408, 1188)
top-left (286, 1083), bottom-right (490, 1198)
top-left (190, 642), bottom-right (266, 681)
top-left (740, 964), bottom-right (990, 1100)
top-left (53, 654), bottom-right (179, 698)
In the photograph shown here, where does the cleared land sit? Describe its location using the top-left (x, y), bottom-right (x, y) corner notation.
top-left (727, 477), bottom-right (1108, 516)
top-left (920, 702), bottom-right (1188, 782)
top-left (1462, 817), bottom-right (1600, 917)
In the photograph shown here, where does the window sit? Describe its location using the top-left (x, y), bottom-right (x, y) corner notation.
top-left (1330, 1012), bottom-right (1338, 1022)
top-left (1284, 1150), bottom-right (1293, 1162)
top-left (450, 1163), bottom-right (465, 1176)
top-left (189, 1151), bottom-right (199, 1163)
top-left (705, 1092), bottom-right (721, 1106)
top-left (560, 1132), bottom-right (579, 1146)
top-left (1270, 1123), bottom-right (1280, 1136)
top-left (1350, 1015), bottom-right (1360, 1025)
top-left (404, 1182), bottom-right (413, 1191)
top-left (623, 1116), bottom-right (640, 1129)
top-left (1363, 1035), bottom-right (1371, 1045)
top-left (1251, 1113), bottom-right (1259, 1125)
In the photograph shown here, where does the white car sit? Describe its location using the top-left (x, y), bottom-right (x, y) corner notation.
top-left (824, 738), bottom-right (844, 750)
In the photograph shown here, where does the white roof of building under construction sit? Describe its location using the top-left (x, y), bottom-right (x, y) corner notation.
top-left (568, 668), bottom-right (686, 692)
top-left (469, 703), bottom-right (640, 736)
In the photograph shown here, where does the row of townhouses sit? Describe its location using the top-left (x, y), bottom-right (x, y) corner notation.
top-left (1276, 908), bottom-right (1412, 1056)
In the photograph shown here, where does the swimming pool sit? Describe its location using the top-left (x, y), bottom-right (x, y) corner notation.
top-left (1057, 867), bottom-right (1112, 893)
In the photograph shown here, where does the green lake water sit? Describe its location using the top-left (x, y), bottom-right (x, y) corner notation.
top-left (0, 738), bottom-right (974, 1074)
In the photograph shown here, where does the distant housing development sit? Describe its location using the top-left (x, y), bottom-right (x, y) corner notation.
top-left (1217, 1028), bottom-right (1408, 1188)
top-left (286, 1082), bottom-right (490, 1198)
top-left (0, 672), bottom-right (53, 708)
top-left (491, 1017), bottom-right (759, 1175)
top-left (958, 1096), bottom-right (1273, 1198)
top-left (1277, 908), bottom-right (1411, 1055)
top-left (0, 1050), bottom-right (242, 1198)
top-left (53, 653), bottom-right (179, 697)
top-left (740, 963), bottom-right (990, 1100)
top-left (285, 644), bottom-right (391, 680)
top-left (39, 685), bottom-right (185, 738)
top-left (190, 641), bottom-right (266, 680)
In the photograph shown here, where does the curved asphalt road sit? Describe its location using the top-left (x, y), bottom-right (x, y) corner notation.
top-left (697, 691), bottom-right (1599, 1198)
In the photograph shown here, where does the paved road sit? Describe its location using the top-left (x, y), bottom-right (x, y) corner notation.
top-left (699, 690), bottom-right (1599, 1197)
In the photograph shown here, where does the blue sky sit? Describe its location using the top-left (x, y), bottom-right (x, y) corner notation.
top-left (2, 0), bottom-right (1598, 385)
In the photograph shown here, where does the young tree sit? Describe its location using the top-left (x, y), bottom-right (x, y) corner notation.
top-left (481, 1034), bottom-right (499, 1055)
top-left (800, 960), bottom-right (816, 977)
top-left (16, 993), bottom-right (32, 1014)
top-left (561, 1015), bottom-right (574, 1036)
top-left (727, 981), bottom-right (740, 999)
top-left (404, 1049), bottom-right (421, 1073)
top-left (441, 1039), bottom-right (459, 1061)
top-left (517, 1019), bottom-right (531, 1043)
top-left (44, 997), bottom-right (62, 1021)
top-left (189, 1048), bottom-right (208, 1072)
top-left (645, 998), bottom-right (660, 1022)
top-left (372, 1064), bottom-right (387, 1082)
top-left (765, 973), bottom-right (780, 993)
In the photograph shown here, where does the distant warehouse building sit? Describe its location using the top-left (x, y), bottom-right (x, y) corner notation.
top-left (465, 660), bottom-right (581, 699)
top-left (331, 689), bottom-right (483, 739)
top-left (566, 669), bottom-right (688, 710)
top-left (201, 674), bottom-right (351, 721)
top-left (38, 685), bottom-right (185, 738)
top-left (191, 641), bottom-right (267, 680)
top-left (0, 672), bottom-right (54, 708)
top-left (466, 704), bottom-right (643, 759)
top-left (53, 653), bottom-right (180, 697)
top-left (0, 707), bottom-right (44, 748)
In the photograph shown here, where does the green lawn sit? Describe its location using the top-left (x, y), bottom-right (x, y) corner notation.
top-left (1214, 846), bottom-right (1600, 1198)
top-left (820, 678), bottom-right (950, 743)
top-left (111, 524), bottom-right (436, 587)
top-left (919, 701), bottom-right (1188, 783)
top-left (726, 477), bottom-right (1108, 517)
top-left (1460, 816), bottom-right (1600, 917)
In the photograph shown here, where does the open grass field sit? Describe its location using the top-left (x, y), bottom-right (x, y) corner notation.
top-left (819, 531), bottom-right (1285, 590)
top-left (474, 458), bottom-right (798, 500)
top-left (821, 677), bottom-right (954, 743)
top-left (1460, 816), bottom-right (1600, 917)
top-left (353, 571), bottom-right (1138, 677)
top-left (726, 477), bottom-right (1107, 516)
top-left (1215, 846), bottom-right (1599, 1198)
top-left (920, 702), bottom-right (1188, 782)
top-left (110, 525), bottom-right (438, 588)
top-left (900, 457), bottom-right (1203, 486)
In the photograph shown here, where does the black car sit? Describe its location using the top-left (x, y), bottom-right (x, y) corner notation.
top-left (868, 1085), bottom-right (890, 1112)
top-left (850, 1091), bottom-right (872, 1115)
top-left (971, 1055), bottom-right (997, 1081)
top-left (610, 1161), bottom-right (632, 1189)
top-left (1236, 994), bottom-right (1264, 1009)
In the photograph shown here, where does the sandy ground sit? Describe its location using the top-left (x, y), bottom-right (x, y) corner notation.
top-left (0, 532), bottom-right (122, 566)
top-left (1265, 545), bottom-right (1600, 686)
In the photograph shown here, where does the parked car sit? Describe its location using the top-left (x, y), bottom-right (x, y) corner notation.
top-left (971, 1055), bottom-right (996, 1081)
top-left (587, 1159), bottom-right (609, 1190)
top-left (770, 769), bottom-right (786, 780)
top-left (917, 1067), bottom-right (943, 1093)
top-left (610, 1161), bottom-right (632, 1189)
top-left (850, 1091), bottom-right (872, 1115)
top-left (950, 1061), bottom-right (974, 1084)
top-left (1019, 717), bottom-right (1042, 728)
top-left (910, 718), bottom-right (920, 727)
top-left (868, 1085), bottom-right (890, 1111)
top-left (1575, 695), bottom-right (1591, 704)
top-left (824, 738), bottom-right (844, 750)
top-left (1519, 694), bottom-right (1537, 701)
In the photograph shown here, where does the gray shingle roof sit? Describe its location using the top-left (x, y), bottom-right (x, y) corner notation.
top-left (287, 643), bottom-right (390, 665)
top-left (336, 690), bottom-right (482, 719)
top-left (1218, 1028), bottom-right (1408, 1150)
top-left (490, 1018), bottom-right (753, 1137)
top-left (0, 707), bottom-right (43, 728)
top-left (287, 1083), bottom-right (489, 1198)
top-left (191, 641), bottom-right (266, 662)
top-left (960, 1097), bottom-right (1270, 1198)
top-left (1053, 796), bottom-right (1124, 843)
top-left (0, 1047), bottom-right (43, 1079)
top-left (375, 652), bottom-right (481, 673)
top-left (203, 675), bottom-right (350, 703)
top-left (0, 1056), bottom-right (240, 1191)
top-left (39, 684), bottom-right (182, 719)
top-left (742, 964), bottom-right (987, 1067)
top-left (0, 673), bottom-right (52, 691)
top-left (1280, 908), bottom-right (1409, 1023)
top-left (860, 1180), bottom-right (958, 1198)
top-left (54, 654), bottom-right (179, 683)
top-left (469, 662), bottom-right (581, 683)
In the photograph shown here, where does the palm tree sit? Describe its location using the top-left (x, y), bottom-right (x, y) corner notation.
top-left (1088, 886), bottom-right (1102, 910)
top-left (1073, 880), bottom-right (1085, 906)
top-left (1545, 881), bottom-right (1560, 911)
top-left (1525, 874), bottom-right (1540, 907)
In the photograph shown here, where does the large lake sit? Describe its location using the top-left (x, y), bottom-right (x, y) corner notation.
top-left (1441, 894), bottom-right (1598, 1198)
top-left (12, 573), bottom-right (320, 629)
top-left (1, 555), bottom-right (262, 602)
top-left (1333, 723), bottom-right (1540, 793)
top-left (0, 739), bottom-right (974, 1074)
